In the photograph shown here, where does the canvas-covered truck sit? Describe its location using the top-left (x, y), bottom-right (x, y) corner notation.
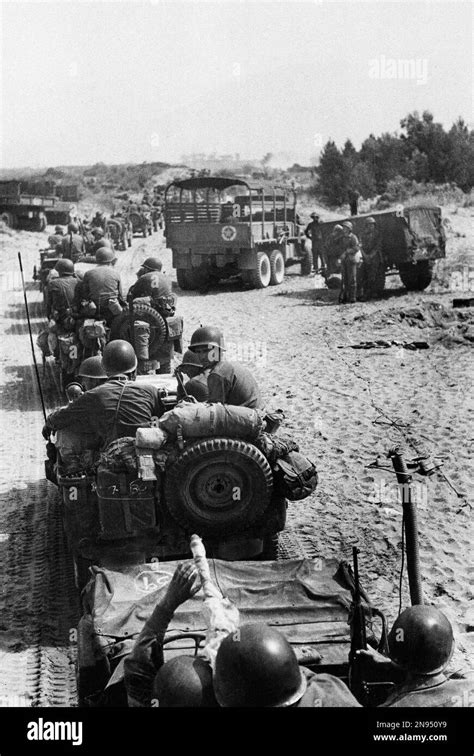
top-left (0, 180), bottom-right (56, 231)
top-left (164, 177), bottom-right (311, 290)
top-left (319, 205), bottom-right (446, 294)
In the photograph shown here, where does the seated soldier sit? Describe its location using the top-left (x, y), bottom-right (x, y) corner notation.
top-left (76, 356), bottom-right (108, 391)
top-left (43, 341), bottom-right (166, 452)
top-left (357, 605), bottom-right (474, 707)
top-left (188, 326), bottom-right (262, 409)
top-left (175, 350), bottom-right (209, 402)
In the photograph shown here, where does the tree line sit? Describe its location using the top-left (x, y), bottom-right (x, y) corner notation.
top-left (316, 111), bottom-right (474, 206)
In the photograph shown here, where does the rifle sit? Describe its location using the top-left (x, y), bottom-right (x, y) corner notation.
top-left (348, 546), bottom-right (368, 704)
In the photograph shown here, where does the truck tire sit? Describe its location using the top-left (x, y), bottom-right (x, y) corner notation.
top-left (176, 267), bottom-right (203, 291)
top-left (269, 250), bottom-right (285, 286)
top-left (248, 252), bottom-right (271, 289)
top-left (399, 261), bottom-right (434, 291)
top-left (300, 249), bottom-right (312, 276)
top-left (164, 437), bottom-right (273, 536)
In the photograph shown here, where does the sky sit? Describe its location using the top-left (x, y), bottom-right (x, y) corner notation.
top-left (0, 0), bottom-right (472, 169)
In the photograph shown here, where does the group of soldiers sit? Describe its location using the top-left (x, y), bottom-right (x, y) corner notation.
top-left (304, 213), bottom-right (384, 303)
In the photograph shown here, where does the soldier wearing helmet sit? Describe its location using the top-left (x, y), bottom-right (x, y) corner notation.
top-left (48, 224), bottom-right (64, 249)
top-left (44, 340), bottom-right (166, 451)
top-left (77, 355), bottom-right (108, 391)
top-left (214, 623), bottom-right (360, 707)
top-left (124, 562), bottom-right (217, 707)
top-left (340, 221), bottom-right (363, 304)
top-left (357, 605), bottom-right (473, 707)
top-left (127, 257), bottom-right (178, 374)
top-left (79, 247), bottom-right (124, 326)
top-left (189, 326), bottom-right (262, 408)
top-left (304, 212), bottom-right (325, 274)
top-left (175, 349), bottom-right (209, 402)
top-left (45, 258), bottom-right (79, 326)
top-left (360, 216), bottom-right (384, 300)
top-left (56, 221), bottom-right (86, 263)
top-left (324, 224), bottom-right (345, 279)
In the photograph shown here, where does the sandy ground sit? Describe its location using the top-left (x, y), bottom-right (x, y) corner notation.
top-left (0, 206), bottom-right (472, 705)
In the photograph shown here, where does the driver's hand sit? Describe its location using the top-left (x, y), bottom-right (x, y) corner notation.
top-left (165, 562), bottom-right (201, 608)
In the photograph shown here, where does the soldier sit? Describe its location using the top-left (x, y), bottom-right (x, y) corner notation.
top-left (189, 326), bottom-right (262, 409)
top-left (214, 624), bottom-right (361, 707)
top-left (45, 259), bottom-right (79, 329)
top-left (48, 225), bottom-right (64, 249)
top-left (127, 257), bottom-right (177, 374)
top-left (76, 356), bottom-right (108, 391)
top-left (304, 212), bottom-right (325, 273)
top-left (80, 248), bottom-right (124, 326)
top-left (360, 216), bottom-right (384, 300)
top-left (339, 221), bottom-right (363, 304)
top-left (89, 227), bottom-right (114, 255)
top-left (43, 340), bottom-right (166, 451)
top-left (324, 224), bottom-right (345, 278)
top-left (357, 605), bottom-right (474, 707)
top-left (175, 350), bottom-right (209, 402)
top-left (56, 222), bottom-right (86, 263)
top-left (348, 189), bottom-right (360, 216)
top-left (124, 562), bottom-right (216, 707)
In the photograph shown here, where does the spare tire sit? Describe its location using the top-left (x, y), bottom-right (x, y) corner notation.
top-left (111, 302), bottom-right (167, 354)
top-left (164, 437), bottom-right (273, 536)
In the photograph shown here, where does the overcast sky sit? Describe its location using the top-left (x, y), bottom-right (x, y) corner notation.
top-left (1, 0), bottom-right (472, 168)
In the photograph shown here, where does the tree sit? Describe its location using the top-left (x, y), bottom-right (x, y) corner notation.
top-left (316, 141), bottom-right (348, 205)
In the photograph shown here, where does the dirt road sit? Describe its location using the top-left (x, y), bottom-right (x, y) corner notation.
top-left (0, 210), bottom-right (472, 705)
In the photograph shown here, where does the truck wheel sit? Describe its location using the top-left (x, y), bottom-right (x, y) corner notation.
top-left (248, 252), bottom-right (271, 289)
top-left (300, 249), bottom-right (312, 276)
top-left (112, 302), bottom-right (167, 352)
top-left (176, 267), bottom-right (202, 291)
top-left (164, 438), bottom-right (273, 537)
top-left (269, 250), bottom-right (285, 286)
top-left (399, 261), bottom-right (434, 291)
top-left (1, 211), bottom-right (16, 228)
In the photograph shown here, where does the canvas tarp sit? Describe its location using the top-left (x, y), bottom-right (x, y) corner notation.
top-left (82, 558), bottom-right (354, 674)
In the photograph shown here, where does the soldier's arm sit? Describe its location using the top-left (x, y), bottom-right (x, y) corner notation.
top-left (46, 391), bottom-right (97, 431)
top-left (207, 372), bottom-right (229, 404)
top-left (80, 273), bottom-right (91, 301)
top-left (304, 224), bottom-right (312, 238)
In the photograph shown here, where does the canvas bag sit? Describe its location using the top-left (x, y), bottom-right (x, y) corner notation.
top-left (273, 451), bottom-right (318, 501)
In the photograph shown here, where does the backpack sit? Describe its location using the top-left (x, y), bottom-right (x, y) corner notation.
top-left (273, 451), bottom-right (318, 501)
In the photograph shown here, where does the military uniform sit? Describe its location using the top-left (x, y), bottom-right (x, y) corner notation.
top-left (46, 378), bottom-right (165, 451)
top-left (81, 266), bottom-right (123, 325)
top-left (177, 371), bottom-right (210, 402)
top-left (45, 275), bottom-right (79, 323)
top-left (56, 233), bottom-right (85, 263)
top-left (298, 668), bottom-right (361, 707)
top-left (207, 361), bottom-right (262, 408)
top-left (360, 226), bottom-right (384, 299)
top-left (340, 232), bottom-right (362, 303)
top-left (304, 219), bottom-right (324, 271)
top-left (381, 673), bottom-right (474, 708)
top-left (128, 271), bottom-right (176, 374)
top-left (325, 231), bottom-right (345, 276)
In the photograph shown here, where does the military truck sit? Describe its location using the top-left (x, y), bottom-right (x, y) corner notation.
top-left (319, 205), bottom-right (446, 293)
top-left (0, 180), bottom-right (55, 231)
top-left (164, 177), bottom-right (310, 290)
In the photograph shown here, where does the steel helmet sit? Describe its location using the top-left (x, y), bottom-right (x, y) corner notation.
top-left (55, 225), bottom-right (64, 234)
top-left (214, 623), bottom-right (307, 707)
top-left (77, 355), bottom-right (108, 380)
top-left (366, 217), bottom-right (376, 225)
top-left (388, 606), bottom-right (454, 675)
top-left (102, 340), bottom-right (138, 376)
top-left (333, 224), bottom-right (343, 233)
top-left (142, 257), bottom-right (163, 272)
top-left (65, 382), bottom-right (84, 403)
top-left (67, 222), bottom-right (78, 234)
top-left (91, 226), bottom-right (105, 236)
top-left (310, 212), bottom-right (320, 219)
top-left (342, 221), bottom-right (353, 231)
top-left (180, 349), bottom-right (204, 369)
top-left (152, 656), bottom-right (216, 708)
top-left (54, 259), bottom-right (75, 275)
top-left (95, 247), bottom-right (116, 264)
top-left (189, 326), bottom-right (225, 352)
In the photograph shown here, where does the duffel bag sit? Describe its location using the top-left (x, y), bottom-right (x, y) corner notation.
top-left (158, 402), bottom-right (264, 441)
top-left (273, 451), bottom-right (318, 501)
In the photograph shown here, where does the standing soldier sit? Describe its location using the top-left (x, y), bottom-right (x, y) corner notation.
top-left (360, 216), bottom-right (384, 300)
top-left (304, 213), bottom-right (325, 274)
top-left (324, 224), bottom-right (345, 280)
top-left (348, 189), bottom-right (360, 216)
top-left (339, 221), bottom-right (363, 304)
